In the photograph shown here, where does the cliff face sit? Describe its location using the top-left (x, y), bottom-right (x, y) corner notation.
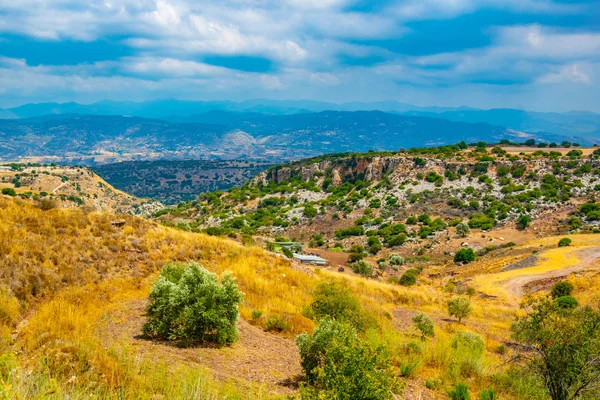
top-left (254, 153), bottom-right (600, 189)
top-left (259, 156), bottom-right (404, 185)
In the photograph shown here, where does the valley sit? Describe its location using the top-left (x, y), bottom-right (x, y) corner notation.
top-left (2, 142), bottom-right (600, 399)
top-left (95, 159), bottom-right (272, 204)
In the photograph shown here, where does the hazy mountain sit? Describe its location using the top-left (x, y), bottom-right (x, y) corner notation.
top-left (4, 99), bottom-right (600, 139)
top-left (0, 110), bottom-right (583, 165)
top-left (403, 108), bottom-right (600, 140)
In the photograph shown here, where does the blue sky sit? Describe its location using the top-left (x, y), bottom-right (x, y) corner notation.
top-left (0, 0), bottom-right (599, 111)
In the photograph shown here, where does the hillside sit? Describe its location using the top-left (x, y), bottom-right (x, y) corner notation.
top-left (0, 111), bottom-right (585, 165)
top-left (2, 192), bottom-right (600, 399)
top-left (0, 163), bottom-right (161, 215)
top-left (154, 143), bottom-right (600, 270)
top-left (95, 159), bottom-right (272, 204)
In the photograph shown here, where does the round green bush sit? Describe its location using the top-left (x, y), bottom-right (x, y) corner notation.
top-left (454, 248), bottom-right (476, 264)
top-left (556, 295), bottom-right (578, 309)
top-left (143, 262), bottom-right (244, 346)
top-left (389, 254), bottom-right (405, 266)
top-left (558, 238), bottom-right (572, 247)
top-left (350, 260), bottom-right (373, 277)
top-left (399, 269), bottom-right (418, 286)
top-left (550, 281), bottom-right (574, 299)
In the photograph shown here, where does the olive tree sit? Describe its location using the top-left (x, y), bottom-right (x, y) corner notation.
top-left (412, 313), bottom-right (435, 341)
top-left (456, 222), bottom-right (471, 238)
top-left (297, 318), bottom-right (399, 399)
top-left (511, 298), bottom-right (600, 400)
top-left (448, 297), bottom-right (473, 323)
top-left (143, 262), bottom-right (244, 347)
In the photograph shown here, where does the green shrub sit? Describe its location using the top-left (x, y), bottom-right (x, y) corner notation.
top-left (335, 226), bottom-right (365, 239)
top-left (456, 222), bottom-right (470, 237)
top-left (306, 281), bottom-right (377, 332)
top-left (303, 205), bottom-right (318, 218)
top-left (1, 188), bottom-right (17, 196)
top-left (558, 238), bottom-right (572, 247)
top-left (517, 214), bottom-right (532, 229)
top-left (389, 254), bottom-right (405, 266)
top-left (448, 297), bottom-right (472, 323)
top-left (266, 315), bottom-right (291, 332)
top-left (425, 379), bottom-right (441, 390)
top-left (399, 362), bottom-right (419, 377)
top-left (282, 247), bottom-right (294, 258)
top-left (468, 213), bottom-right (495, 230)
top-left (511, 297), bottom-right (600, 400)
top-left (348, 244), bottom-right (366, 262)
top-left (478, 388), bottom-right (498, 400)
top-left (550, 281), bottom-right (574, 299)
top-left (448, 383), bottom-right (471, 400)
top-left (398, 269), bottom-right (418, 286)
top-left (297, 318), bottom-right (399, 400)
top-left (454, 248), bottom-right (476, 264)
top-left (555, 295), bottom-right (578, 309)
top-left (143, 262), bottom-right (244, 346)
top-left (251, 310), bottom-right (262, 320)
top-left (412, 313), bottom-right (434, 340)
top-left (568, 217), bottom-right (582, 230)
top-left (452, 331), bottom-right (485, 377)
top-left (350, 260), bottom-right (373, 277)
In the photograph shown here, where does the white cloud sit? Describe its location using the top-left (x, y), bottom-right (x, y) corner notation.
top-left (123, 57), bottom-right (227, 77)
top-left (537, 64), bottom-right (592, 84)
top-left (0, 0), bottom-right (599, 111)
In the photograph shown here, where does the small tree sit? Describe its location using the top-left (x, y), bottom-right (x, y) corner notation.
top-left (350, 260), bottom-right (373, 277)
top-left (517, 214), bottom-right (532, 230)
top-left (349, 244), bottom-right (366, 262)
top-left (412, 313), bottom-right (435, 341)
top-left (143, 262), bottom-right (244, 347)
top-left (297, 318), bottom-right (399, 400)
top-left (454, 248), bottom-right (476, 264)
top-left (448, 297), bottom-right (473, 323)
top-left (511, 298), bottom-right (600, 400)
top-left (456, 222), bottom-right (471, 238)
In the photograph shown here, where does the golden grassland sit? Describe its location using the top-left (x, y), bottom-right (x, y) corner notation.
top-left (1, 196), bottom-right (599, 398)
top-left (468, 234), bottom-right (600, 303)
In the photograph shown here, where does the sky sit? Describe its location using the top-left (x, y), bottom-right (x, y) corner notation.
top-left (0, 0), bottom-right (599, 112)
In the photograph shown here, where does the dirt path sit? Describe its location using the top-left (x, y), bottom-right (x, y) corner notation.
top-left (502, 247), bottom-right (600, 298)
top-left (100, 298), bottom-right (302, 395)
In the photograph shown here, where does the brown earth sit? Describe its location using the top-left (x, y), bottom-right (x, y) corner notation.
top-left (99, 298), bottom-right (303, 395)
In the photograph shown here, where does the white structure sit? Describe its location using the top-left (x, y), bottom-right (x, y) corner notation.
top-left (293, 254), bottom-right (328, 266)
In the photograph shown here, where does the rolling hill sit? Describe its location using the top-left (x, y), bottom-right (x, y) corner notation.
top-left (2, 98), bottom-right (599, 139)
top-left (0, 111), bottom-right (582, 165)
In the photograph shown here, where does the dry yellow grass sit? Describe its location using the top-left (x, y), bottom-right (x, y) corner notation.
top-left (3, 197), bottom-right (599, 399)
top-left (469, 234), bottom-right (600, 303)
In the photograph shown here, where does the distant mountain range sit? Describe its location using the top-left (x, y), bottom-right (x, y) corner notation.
top-left (0, 110), bottom-right (583, 165)
top-left (1, 99), bottom-right (599, 140)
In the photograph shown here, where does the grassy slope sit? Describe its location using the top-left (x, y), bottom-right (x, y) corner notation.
top-left (2, 197), bottom-right (600, 399)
